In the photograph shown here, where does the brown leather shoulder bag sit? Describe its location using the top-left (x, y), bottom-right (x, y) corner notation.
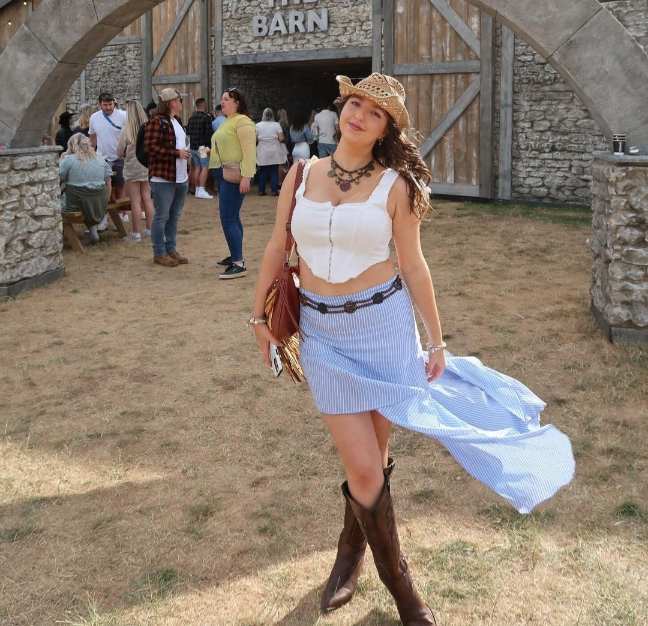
top-left (263, 160), bottom-right (306, 382)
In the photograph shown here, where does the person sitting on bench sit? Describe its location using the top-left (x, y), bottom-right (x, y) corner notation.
top-left (60, 133), bottom-right (112, 243)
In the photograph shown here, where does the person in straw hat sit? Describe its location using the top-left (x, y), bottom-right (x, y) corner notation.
top-left (249, 73), bottom-right (574, 624)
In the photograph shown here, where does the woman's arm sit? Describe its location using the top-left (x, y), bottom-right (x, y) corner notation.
top-left (116, 130), bottom-right (127, 159)
top-left (250, 163), bottom-right (302, 366)
top-left (236, 120), bottom-right (257, 193)
top-left (391, 178), bottom-right (445, 380)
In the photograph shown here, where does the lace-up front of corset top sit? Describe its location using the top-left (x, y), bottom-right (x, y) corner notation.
top-left (291, 160), bottom-right (399, 283)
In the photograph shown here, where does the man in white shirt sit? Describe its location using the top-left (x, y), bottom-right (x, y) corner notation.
top-left (313, 104), bottom-right (339, 157)
top-left (89, 92), bottom-right (128, 202)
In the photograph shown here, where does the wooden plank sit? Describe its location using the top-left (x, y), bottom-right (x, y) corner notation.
top-left (200, 0), bottom-right (209, 103)
top-left (428, 0), bottom-right (480, 57)
top-left (431, 182), bottom-right (480, 196)
top-left (151, 0), bottom-right (194, 74)
top-left (213, 0), bottom-right (223, 103)
top-left (142, 10), bottom-right (153, 104)
top-left (419, 75), bottom-right (481, 158)
top-left (109, 35), bottom-right (143, 45)
top-left (479, 12), bottom-right (494, 198)
top-left (393, 60), bottom-right (481, 75)
top-left (372, 0), bottom-right (382, 73)
top-left (222, 46), bottom-right (373, 65)
top-left (383, 0), bottom-right (394, 74)
top-left (498, 24), bottom-right (514, 200)
top-left (152, 73), bottom-right (201, 85)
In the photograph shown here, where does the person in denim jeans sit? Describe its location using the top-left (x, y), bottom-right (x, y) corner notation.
top-left (209, 87), bottom-right (257, 279)
top-left (144, 88), bottom-right (191, 267)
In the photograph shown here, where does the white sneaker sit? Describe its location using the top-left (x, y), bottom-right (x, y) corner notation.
top-left (97, 215), bottom-right (109, 231)
top-left (128, 232), bottom-right (142, 242)
top-left (143, 228), bottom-right (151, 238)
top-left (121, 212), bottom-right (130, 223)
top-left (195, 187), bottom-right (213, 199)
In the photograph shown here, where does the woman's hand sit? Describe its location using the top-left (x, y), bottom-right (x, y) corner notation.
top-left (240, 177), bottom-right (251, 194)
top-left (426, 349), bottom-right (446, 383)
top-left (253, 323), bottom-right (279, 368)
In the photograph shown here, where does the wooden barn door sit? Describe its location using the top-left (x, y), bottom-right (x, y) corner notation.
top-left (147, 0), bottom-right (210, 123)
top-left (385, 0), bottom-right (493, 198)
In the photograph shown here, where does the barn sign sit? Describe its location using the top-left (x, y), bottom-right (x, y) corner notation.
top-left (252, 0), bottom-right (329, 37)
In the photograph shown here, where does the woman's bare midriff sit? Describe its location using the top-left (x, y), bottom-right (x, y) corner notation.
top-left (298, 258), bottom-right (396, 296)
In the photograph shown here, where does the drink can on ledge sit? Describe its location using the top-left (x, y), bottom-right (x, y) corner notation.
top-left (612, 133), bottom-right (626, 155)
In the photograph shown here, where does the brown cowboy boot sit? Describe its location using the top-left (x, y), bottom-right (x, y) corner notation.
top-left (344, 479), bottom-right (437, 626)
top-left (320, 458), bottom-right (395, 613)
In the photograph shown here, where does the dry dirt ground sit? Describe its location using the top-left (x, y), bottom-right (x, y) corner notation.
top-left (1, 194), bottom-right (647, 626)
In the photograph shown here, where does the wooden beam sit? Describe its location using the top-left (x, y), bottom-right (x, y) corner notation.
top-left (498, 24), bottom-right (514, 200)
top-left (419, 75), bottom-right (481, 158)
top-left (222, 46), bottom-right (373, 65)
top-left (393, 60), bottom-right (481, 75)
top-left (430, 183), bottom-right (480, 197)
top-left (479, 13), bottom-right (494, 199)
top-left (152, 73), bottom-right (201, 85)
top-left (383, 0), bottom-right (394, 74)
top-left (142, 10), bottom-right (153, 104)
top-left (372, 0), bottom-right (382, 73)
top-left (151, 0), bottom-right (195, 74)
top-left (200, 0), bottom-right (210, 104)
top-left (428, 0), bottom-right (480, 57)
top-left (213, 0), bottom-right (223, 104)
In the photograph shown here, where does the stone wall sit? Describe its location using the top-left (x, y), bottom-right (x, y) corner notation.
top-left (591, 154), bottom-right (648, 343)
top-left (221, 0), bottom-right (372, 56)
top-left (66, 41), bottom-right (143, 115)
top-left (507, 0), bottom-right (648, 205)
top-left (0, 147), bottom-right (64, 297)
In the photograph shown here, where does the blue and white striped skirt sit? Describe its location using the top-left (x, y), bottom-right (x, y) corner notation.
top-left (299, 276), bottom-right (575, 514)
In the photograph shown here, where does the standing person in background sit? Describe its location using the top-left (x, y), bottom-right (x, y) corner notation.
top-left (309, 108), bottom-right (319, 157)
top-left (89, 92), bottom-right (127, 202)
top-left (55, 112), bottom-right (75, 150)
top-left (277, 108), bottom-right (292, 185)
top-left (73, 103), bottom-right (94, 136)
top-left (144, 88), bottom-right (191, 268)
top-left (208, 87), bottom-right (256, 280)
top-left (255, 108), bottom-right (285, 197)
top-left (313, 103), bottom-right (339, 157)
top-left (289, 109), bottom-right (314, 161)
top-left (117, 100), bottom-right (154, 242)
top-left (186, 97), bottom-right (214, 199)
top-left (211, 104), bottom-right (226, 132)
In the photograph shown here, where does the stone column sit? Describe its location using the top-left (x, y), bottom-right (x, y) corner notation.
top-left (0, 146), bottom-right (64, 298)
top-left (591, 153), bottom-right (648, 344)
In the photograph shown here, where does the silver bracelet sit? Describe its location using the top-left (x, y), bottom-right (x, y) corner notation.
top-left (247, 315), bottom-right (267, 326)
top-left (426, 341), bottom-right (446, 354)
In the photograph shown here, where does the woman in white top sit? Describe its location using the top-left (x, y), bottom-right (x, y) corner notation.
top-left (255, 108), bottom-right (286, 196)
top-left (249, 74), bottom-right (573, 625)
top-left (117, 100), bottom-right (154, 241)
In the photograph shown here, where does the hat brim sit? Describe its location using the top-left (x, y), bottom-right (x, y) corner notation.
top-left (336, 75), bottom-right (410, 129)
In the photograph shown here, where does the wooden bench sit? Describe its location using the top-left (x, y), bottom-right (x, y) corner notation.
top-left (62, 198), bottom-right (132, 253)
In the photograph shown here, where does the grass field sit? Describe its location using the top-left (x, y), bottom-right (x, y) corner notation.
top-left (1, 195), bottom-right (647, 626)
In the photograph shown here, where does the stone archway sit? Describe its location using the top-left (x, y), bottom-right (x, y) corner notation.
top-left (1, 0), bottom-right (648, 148)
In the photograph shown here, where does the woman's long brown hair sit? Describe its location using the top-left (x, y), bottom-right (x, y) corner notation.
top-left (336, 96), bottom-right (432, 218)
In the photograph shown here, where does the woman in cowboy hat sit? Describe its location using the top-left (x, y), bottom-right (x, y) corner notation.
top-left (249, 74), bottom-right (574, 625)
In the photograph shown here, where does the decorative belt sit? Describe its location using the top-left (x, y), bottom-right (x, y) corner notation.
top-left (300, 276), bottom-right (403, 314)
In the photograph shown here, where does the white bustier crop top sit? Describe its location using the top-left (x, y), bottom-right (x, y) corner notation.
top-left (291, 161), bottom-right (399, 283)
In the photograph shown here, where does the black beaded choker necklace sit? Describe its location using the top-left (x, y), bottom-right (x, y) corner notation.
top-left (328, 155), bottom-right (375, 192)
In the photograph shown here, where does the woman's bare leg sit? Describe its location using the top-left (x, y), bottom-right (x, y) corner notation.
top-left (140, 181), bottom-right (154, 230)
top-left (322, 411), bottom-right (385, 508)
top-left (371, 411), bottom-right (392, 468)
top-left (126, 181), bottom-right (142, 234)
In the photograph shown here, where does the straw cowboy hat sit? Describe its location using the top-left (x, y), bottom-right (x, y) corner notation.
top-left (336, 73), bottom-right (410, 129)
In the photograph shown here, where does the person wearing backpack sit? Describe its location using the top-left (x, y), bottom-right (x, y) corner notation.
top-left (144, 88), bottom-right (191, 267)
top-left (117, 100), bottom-right (153, 242)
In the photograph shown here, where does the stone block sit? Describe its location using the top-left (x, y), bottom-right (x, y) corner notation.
top-left (621, 246), bottom-right (648, 266)
top-left (552, 9), bottom-right (648, 142)
top-left (12, 156), bottom-right (39, 170)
